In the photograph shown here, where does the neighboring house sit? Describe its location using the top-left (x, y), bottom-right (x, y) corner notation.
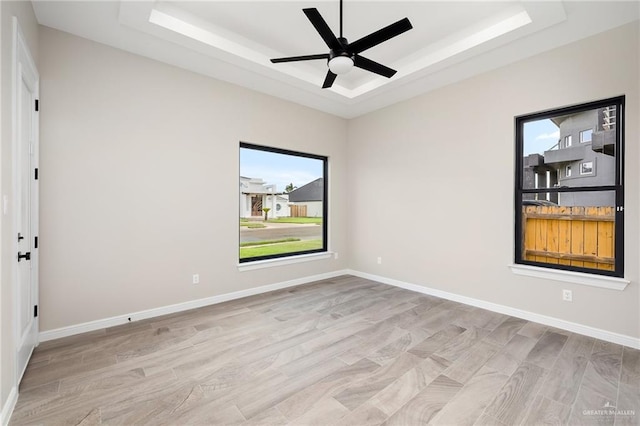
top-left (524, 106), bottom-right (616, 206)
top-left (239, 176), bottom-right (289, 218)
top-left (288, 178), bottom-right (324, 217)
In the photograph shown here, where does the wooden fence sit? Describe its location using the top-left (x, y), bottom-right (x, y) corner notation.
top-left (290, 205), bottom-right (307, 217)
top-left (522, 206), bottom-right (615, 271)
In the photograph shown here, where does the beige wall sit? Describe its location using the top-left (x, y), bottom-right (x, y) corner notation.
top-left (1, 0), bottom-right (39, 413)
top-left (347, 22), bottom-right (639, 339)
top-left (36, 22), bottom-right (640, 342)
top-left (37, 27), bottom-right (348, 332)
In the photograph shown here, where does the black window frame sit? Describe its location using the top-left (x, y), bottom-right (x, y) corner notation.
top-left (514, 96), bottom-right (625, 277)
top-left (239, 142), bottom-right (328, 263)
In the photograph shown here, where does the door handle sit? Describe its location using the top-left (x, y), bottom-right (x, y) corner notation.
top-left (18, 251), bottom-right (31, 262)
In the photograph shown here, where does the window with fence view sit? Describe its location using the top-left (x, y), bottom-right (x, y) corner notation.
top-left (239, 142), bottom-right (327, 263)
top-left (515, 97), bottom-right (624, 277)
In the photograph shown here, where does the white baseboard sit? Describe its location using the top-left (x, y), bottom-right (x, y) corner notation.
top-left (39, 268), bottom-right (640, 350)
top-left (347, 270), bottom-right (640, 350)
top-left (40, 269), bottom-right (350, 342)
top-left (1, 386), bottom-right (18, 426)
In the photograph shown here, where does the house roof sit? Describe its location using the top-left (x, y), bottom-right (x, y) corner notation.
top-left (241, 192), bottom-right (285, 196)
top-left (288, 178), bottom-right (324, 202)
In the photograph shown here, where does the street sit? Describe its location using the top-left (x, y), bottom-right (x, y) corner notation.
top-left (240, 223), bottom-right (322, 243)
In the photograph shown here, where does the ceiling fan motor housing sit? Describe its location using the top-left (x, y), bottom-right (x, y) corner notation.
top-left (329, 37), bottom-right (353, 62)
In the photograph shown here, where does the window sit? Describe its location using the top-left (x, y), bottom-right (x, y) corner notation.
top-left (564, 135), bottom-right (572, 147)
top-left (580, 161), bottom-right (594, 175)
top-left (580, 129), bottom-right (593, 143)
top-left (516, 96), bottom-right (624, 277)
top-left (239, 142), bottom-right (327, 263)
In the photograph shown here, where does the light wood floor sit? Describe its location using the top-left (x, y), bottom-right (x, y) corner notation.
top-left (11, 275), bottom-right (640, 425)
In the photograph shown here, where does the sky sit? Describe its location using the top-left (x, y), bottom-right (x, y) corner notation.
top-left (523, 118), bottom-right (560, 156)
top-left (240, 147), bottom-right (323, 192)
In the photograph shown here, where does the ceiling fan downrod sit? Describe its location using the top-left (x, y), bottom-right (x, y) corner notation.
top-left (340, 0), bottom-right (343, 38)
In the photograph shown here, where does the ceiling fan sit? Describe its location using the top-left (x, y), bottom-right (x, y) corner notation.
top-left (270, 0), bottom-right (413, 89)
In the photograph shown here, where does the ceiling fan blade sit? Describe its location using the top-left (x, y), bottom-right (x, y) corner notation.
top-left (353, 55), bottom-right (396, 78)
top-left (322, 70), bottom-right (337, 88)
top-left (271, 54), bottom-right (329, 63)
top-left (348, 17), bottom-right (412, 54)
top-left (303, 8), bottom-right (342, 51)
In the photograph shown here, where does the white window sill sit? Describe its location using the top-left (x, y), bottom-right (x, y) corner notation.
top-left (238, 252), bottom-right (333, 271)
top-left (509, 264), bottom-right (630, 290)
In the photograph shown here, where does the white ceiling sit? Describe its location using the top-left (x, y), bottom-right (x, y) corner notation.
top-left (33, 1), bottom-right (639, 119)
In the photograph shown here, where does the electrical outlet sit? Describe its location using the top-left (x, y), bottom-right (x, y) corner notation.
top-left (377, 257), bottom-right (382, 265)
top-left (334, 252), bottom-right (339, 260)
top-left (562, 289), bottom-right (572, 302)
top-left (192, 274), bottom-right (200, 284)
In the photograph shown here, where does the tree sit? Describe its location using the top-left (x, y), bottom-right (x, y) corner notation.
top-left (263, 207), bottom-right (271, 221)
top-left (285, 183), bottom-right (297, 193)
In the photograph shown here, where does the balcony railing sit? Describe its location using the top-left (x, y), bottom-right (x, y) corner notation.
top-left (592, 129), bottom-right (615, 156)
top-left (543, 145), bottom-right (586, 165)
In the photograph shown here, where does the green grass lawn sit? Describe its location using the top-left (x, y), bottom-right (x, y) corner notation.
top-left (240, 222), bottom-right (266, 228)
top-left (240, 239), bottom-right (323, 259)
top-left (266, 217), bottom-right (322, 225)
top-left (240, 238), bottom-right (300, 247)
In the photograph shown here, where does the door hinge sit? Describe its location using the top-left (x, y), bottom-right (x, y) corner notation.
top-left (34, 168), bottom-right (38, 180)
top-left (34, 236), bottom-right (38, 249)
top-left (34, 305), bottom-right (38, 318)
top-left (35, 99), bottom-right (39, 112)
top-left (17, 251), bottom-right (31, 262)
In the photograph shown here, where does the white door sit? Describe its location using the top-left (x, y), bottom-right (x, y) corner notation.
top-left (14, 17), bottom-right (39, 382)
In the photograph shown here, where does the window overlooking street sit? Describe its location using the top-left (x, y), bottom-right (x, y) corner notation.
top-left (516, 97), bottom-right (624, 277)
top-left (239, 143), bottom-right (327, 263)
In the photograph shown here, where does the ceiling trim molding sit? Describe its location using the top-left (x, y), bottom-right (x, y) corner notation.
top-left (119, 1), bottom-right (567, 100)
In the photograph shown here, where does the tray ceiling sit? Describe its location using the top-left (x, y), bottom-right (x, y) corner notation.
top-left (33, 1), bottom-right (639, 118)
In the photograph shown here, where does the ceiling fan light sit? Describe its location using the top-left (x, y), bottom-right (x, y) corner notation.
top-left (328, 56), bottom-right (354, 75)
